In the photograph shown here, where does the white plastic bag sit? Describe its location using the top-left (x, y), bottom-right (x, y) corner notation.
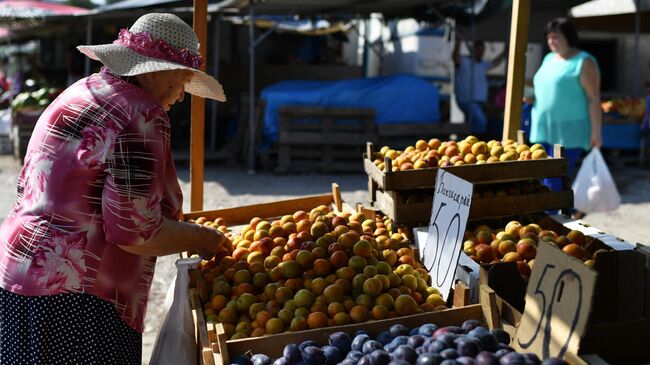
top-left (149, 257), bottom-right (202, 365)
top-left (572, 148), bottom-right (621, 213)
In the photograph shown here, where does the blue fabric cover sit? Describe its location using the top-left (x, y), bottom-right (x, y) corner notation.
top-left (260, 75), bottom-right (441, 143)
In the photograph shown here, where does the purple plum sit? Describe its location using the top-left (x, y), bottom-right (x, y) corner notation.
top-left (328, 331), bottom-right (352, 353)
top-left (475, 351), bottom-right (499, 365)
top-left (490, 329), bottom-right (510, 345)
top-left (408, 335), bottom-right (426, 349)
top-left (272, 358), bottom-right (289, 365)
top-left (522, 353), bottom-right (540, 365)
top-left (461, 319), bottom-right (484, 333)
top-left (283, 344), bottom-right (302, 363)
top-left (321, 345), bottom-right (343, 365)
top-left (456, 338), bottom-right (481, 357)
top-left (369, 349), bottom-right (392, 365)
top-left (231, 354), bottom-right (252, 365)
top-left (393, 345), bottom-right (418, 364)
top-left (390, 324), bottom-right (410, 339)
top-left (499, 352), bottom-right (526, 365)
top-left (377, 331), bottom-right (392, 345)
top-left (251, 354), bottom-right (271, 365)
top-left (440, 348), bottom-right (459, 360)
top-left (363, 340), bottom-right (384, 354)
top-left (418, 324), bottom-right (439, 337)
top-left (301, 346), bottom-right (325, 365)
top-left (456, 357), bottom-right (476, 365)
top-left (416, 353), bottom-right (444, 365)
top-left (298, 341), bottom-right (319, 352)
top-left (352, 334), bottom-right (372, 352)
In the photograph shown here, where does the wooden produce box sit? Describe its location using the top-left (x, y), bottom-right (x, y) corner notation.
top-left (459, 216), bottom-right (650, 364)
top-left (185, 185), bottom-right (350, 365)
top-left (196, 298), bottom-right (484, 365)
top-left (371, 185), bottom-right (574, 225)
top-left (364, 142), bottom-right (568, 191)
top-left (274, 105), bottom-right (377, 173)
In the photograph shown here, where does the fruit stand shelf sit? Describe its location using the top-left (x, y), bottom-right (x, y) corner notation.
top-left (364, 143), bottom-right (568, 191)
top-left (373, 188), bottom-right (574, 225)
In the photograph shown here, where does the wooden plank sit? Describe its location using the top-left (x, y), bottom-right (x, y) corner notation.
top-left (480, 286), bottom-right (501, 330)
top-left (183, 193), bottom-right (334, 224)
top-left (366, 156), bottom-right (568, 191)
top-left (193, 290), bottom-right (216, 365)
top-left (278, 131), bottom-right (376, 146)
top-left (453, 281), bottom-right (471, 308)
top-left (215, 323), bottom-right (229, 365)
top-left (377, 122), bottom-right (472, 137)
top-left (503, 0), bottom-right (531, 140)
top-left (223, 305), bottom-right (483, 361)
top-left (190, 0), bottom-right (208, 211)
top-left (373, 186), bottom-right (573, 224)
top-left (331, 183), bottom-right (342, 212)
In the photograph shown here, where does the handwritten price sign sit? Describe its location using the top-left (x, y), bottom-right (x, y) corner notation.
top-left (514, 240), bottom-right (597, 359)
top-left (420, 169), bottom-right (473, 300)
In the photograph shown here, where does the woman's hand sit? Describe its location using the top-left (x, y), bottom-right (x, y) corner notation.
top-left (590, 130), bottom-right (602, 148)
top-left (194, 225), bottom-right (230, 260)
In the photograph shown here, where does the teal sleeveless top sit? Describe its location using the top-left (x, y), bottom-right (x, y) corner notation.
top-left (530, 51), bottom-right (598, 150)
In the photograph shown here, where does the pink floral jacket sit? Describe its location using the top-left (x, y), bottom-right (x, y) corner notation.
top-left (0, 68), bottom-right (182, 332)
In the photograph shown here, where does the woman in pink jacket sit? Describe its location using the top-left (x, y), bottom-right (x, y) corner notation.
top-left (0, 13), bottom-right (227, 364)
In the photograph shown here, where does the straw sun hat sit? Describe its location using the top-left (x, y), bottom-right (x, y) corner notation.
top-left (77, 13), bottom-right (226, 101)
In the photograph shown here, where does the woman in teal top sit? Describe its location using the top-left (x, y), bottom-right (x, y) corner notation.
top-left (530, 18), bottom-right (602, 202)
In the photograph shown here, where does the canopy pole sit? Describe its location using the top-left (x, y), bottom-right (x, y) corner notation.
top-left (84, 17), bottom-right (92, 76)
top-left (190, 0), bottom-right (207, 211)
top-left (210, 15), bottom-right (221, 151)
top-left (633, 0), bottom-right (640, 97)
top-left (502, 0), bottom-right (530, 141)
top-left (247, 4), bottom-right (256, 174)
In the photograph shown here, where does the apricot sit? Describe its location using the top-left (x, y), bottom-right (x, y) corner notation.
top-left (318, 284), bottom-right (343, 304)
top-left (563, 243), bottom-right (587, 260)
top-left (395, 294), bottom-right (418, 316)
top-left (567, 230), bottom-right (586, 246)
top-left (371, 304), bottom-right (390, 320)
top-left (333, 312), bottom-right (352, 326)
top-left (307, 312), bottom-right (328, 329)
top-left (290, 316), bottom-right (308, 331)
top-left (349, 305), bottom-right (370, 323)
top-left (313, 259), bottom-right (332, 276)
top-left (329, 250), bottom-right (349, 269)
top-left (362, 277), bottom-right (383, 297)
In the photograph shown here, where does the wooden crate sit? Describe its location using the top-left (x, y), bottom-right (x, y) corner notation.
top-left (365, 142), bottom-right (568, 191)
top-left (371, 185), bottom-right (574, 225)
top-left (275, 105), bottom-right (377, 173)
top-left (182, 183), bottom-right (346, 226)
top-left (196, 298), bottom-right (484, 365)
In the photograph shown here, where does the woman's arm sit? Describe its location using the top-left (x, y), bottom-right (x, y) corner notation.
top-left (118, 217), bottom-right (227, 258)
top-left (580, 58), bottom-right (602, 148)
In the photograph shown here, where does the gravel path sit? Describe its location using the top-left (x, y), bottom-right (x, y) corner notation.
top-left (0, 156), bottom-right (647, 364)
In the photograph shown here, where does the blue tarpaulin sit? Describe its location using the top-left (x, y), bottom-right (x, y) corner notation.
top-left (260, 74), bottom-right (441, 144)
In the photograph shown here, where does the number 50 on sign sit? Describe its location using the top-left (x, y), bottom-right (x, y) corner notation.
top-left (420, 169), bottom-right (473, 300)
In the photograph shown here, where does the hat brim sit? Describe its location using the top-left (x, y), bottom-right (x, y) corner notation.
top-left (77, 44), bottom-right (226, 102)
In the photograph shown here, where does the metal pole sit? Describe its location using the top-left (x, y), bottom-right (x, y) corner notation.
top-left (84, 17), bottom-right (92, 76)
top-left (247, 5), bottom-right (256, 173)
top-left (468, 0), bottom-right (475, 128)
top-left (210, 15), bottom-right (221, 151)
top-left (633, 0), bottom-right (641, 97)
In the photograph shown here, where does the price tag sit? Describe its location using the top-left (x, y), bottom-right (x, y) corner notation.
top-left (420, 169), bottom-right (473, 300)
top-left (514, 240), bottom-right (597, 359)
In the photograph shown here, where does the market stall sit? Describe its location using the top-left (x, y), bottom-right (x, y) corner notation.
top-left (178, 1), bottom-right (649, 365)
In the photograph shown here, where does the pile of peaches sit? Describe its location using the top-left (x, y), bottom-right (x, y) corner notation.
top-left (188, 208), bottom-right (448, 340)
top-left (372, 135), bottom-right (549, 172)
top-left (463, 220), bottom-right (600, 279)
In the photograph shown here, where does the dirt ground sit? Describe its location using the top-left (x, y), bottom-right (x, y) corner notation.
top-left (0, 156), bottom-right (647, 364)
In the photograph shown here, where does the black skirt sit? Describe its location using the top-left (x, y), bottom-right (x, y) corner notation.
top-left (0, 288), bottom-right (142, 365)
